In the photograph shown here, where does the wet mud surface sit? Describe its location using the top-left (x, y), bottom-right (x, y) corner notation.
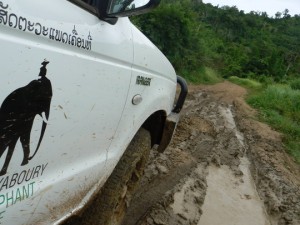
top-left (122, 81), bottom-right (300, 225)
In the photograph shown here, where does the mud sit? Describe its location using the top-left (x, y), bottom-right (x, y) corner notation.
top-left (122, 81), bottom-right (300, 225)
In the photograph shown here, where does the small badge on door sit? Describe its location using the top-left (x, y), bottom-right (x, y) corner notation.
top-left (136, 76), bottom-right (152, 86)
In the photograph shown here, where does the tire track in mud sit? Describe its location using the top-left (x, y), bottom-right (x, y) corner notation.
top-left (123, 82), bottom-right (300, 225)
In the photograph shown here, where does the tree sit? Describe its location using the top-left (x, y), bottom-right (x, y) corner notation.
top-left (132, 0), bottom-right (205, 72)
top-left (131, 0), bottom-right (300, 81)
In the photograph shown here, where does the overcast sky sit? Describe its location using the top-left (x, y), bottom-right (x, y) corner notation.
top-left (202, 0), bottom-right (300, 17)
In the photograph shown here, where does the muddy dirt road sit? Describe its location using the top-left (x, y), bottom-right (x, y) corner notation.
top-left (64, 82), bottom-right (300, 225)
top-left (122, 81), bottom-right (300, 225)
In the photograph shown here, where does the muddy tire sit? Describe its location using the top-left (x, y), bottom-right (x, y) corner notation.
top-left (67, 127), bottom-right (151, 225)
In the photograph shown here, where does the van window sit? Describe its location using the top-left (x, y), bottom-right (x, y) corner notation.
top-left (81, 0), bottom-right (99, 7)
top-left (70, 0), bottom-right (99, 15)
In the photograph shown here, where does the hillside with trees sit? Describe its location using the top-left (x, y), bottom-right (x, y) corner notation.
top-left (132, 1), bottom-right (300, 162)
top-left (132, 0), bottom-right (300, 82)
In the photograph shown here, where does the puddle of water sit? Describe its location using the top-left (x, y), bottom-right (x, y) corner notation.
top-left (219, 106), bottom-right (245, 147)
top-left (198, 157), bottom-right (271, 225)
top-left (197, 106), bottom-right (270, 225)
top-left (172, 106), bottom-right (270, 225)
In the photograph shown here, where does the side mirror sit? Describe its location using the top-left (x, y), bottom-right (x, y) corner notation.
top-left (106, 0), bottom-right (160, 17)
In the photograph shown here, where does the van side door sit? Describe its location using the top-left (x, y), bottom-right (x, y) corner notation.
top-left (0, 0), bottom-right (133, 223)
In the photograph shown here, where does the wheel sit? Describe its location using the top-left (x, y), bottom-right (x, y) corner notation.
top-left (66, 127), bottom-right (151, 225)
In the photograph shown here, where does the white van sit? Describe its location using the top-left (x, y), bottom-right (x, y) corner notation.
top-left (0, 0), bottom-right (187, 224)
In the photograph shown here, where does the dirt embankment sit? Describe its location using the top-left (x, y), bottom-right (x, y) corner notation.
top-left (123, 81), bottom-right (300, 225)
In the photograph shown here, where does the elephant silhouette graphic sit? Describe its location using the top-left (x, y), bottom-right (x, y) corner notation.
top-left (0, 60), bottom-right (52, 176)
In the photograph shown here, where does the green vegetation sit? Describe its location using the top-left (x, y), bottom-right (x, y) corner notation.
top-left (132, 0), bottom-right (300, 162)
top-left (247, 85), bottom-right (300, 162)
top-left (132, 0), bottom-right (300, 81)
top-left (182, 67), bottom-right (222, 84)
top-left (228, 76), bottom-right (262, 90)
top-left (290, 79), bottom-right (300, 90)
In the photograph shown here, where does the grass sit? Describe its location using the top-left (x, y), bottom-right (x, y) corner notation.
top-left (247, 84), bottom-right (300, 163)
top-left (228, 76), bottom-right (263, 91)
top-left (290, 78), bottom-right (300, 90)
top-left (181, 67), bottom-right (222, 84)
top-left (226, 76), bottom-right (300, 163)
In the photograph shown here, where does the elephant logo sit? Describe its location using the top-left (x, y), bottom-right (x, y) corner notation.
top-left (0, 60), bottom-right (52, 176)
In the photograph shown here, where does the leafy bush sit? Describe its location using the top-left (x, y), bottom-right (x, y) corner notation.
top-left (290, 79), bottom-right (300, 90)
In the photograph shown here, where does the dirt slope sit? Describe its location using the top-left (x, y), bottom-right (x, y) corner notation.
top-left (122, 81), bottom-right (300, 225)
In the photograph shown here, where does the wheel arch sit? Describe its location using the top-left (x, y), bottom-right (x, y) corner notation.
top-left (142, 110), bottom-right (167, 148)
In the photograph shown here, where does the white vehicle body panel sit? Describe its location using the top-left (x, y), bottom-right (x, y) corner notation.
top-left (0, 0), bottom-right (177, 224)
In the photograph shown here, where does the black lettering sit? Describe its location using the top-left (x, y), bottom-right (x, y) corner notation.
top-left (0, 177), bottom-right (8, 191)
top-left (0, 178), bottom-right (3, 189)
top-left (25, 168), bottom-right (34, 182)
top-left (17, 170), bottom-right (26, 185)
top-left (41, 163), bottom-right (48, 176)
top-left (32, 166), bottom-right (41, 179)
top-left (0, 164), bottom-right (47, 191)
top-left (9, 173), bottom-right (18, 188)
top-left (136, 76), bottom-right (151, 86)
top-left (0, 3), bottom-right (92, 51)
